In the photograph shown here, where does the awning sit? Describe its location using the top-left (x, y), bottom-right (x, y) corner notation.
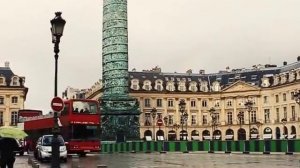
top-left (250, 134), bottom-right (259, 139)
top-left (182, 136), bottom-right (188, 141)
top-left (203, 136), bottom-right (211, 140)
top-left (157, 136), bottom-right (164, 141)
top-left (263, 134), bottom-right (272, 139)
top-left (214, 135), bottom-right (221, 140)
top-left (225, 135), bottom-right (233, 140)
top-left (145, 136), bottom-right (152, 141)
top-left (280, 135), bottom-right (288, 139)
top-left (288, 134), bottom-right (296, 139)
top-left (191, 136), bottom-right (200, 140)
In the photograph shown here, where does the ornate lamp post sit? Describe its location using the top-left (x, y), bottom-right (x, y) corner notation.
top-left (50, 12), bottom-right (66, 168)
top-left (179, 100), bottom-right (186, 140)
top-left (163, 116), bottom-right (168, 140)
top-left (281, 118), bottom-right (287, 139)
top-left (294, 90), bottom-right (300, 105)
top-left (183, 112), bottom-right (188, 140)
top-left (172, 123), bottom-right (180, 140)
top-left (209, 107), bottom-right (217, 153)
top-left (237, 111), bottom-right (244, 128)
top-left (209, 107), bottom-right (217, 139)
top-left (151, 108), bottom-right (157, 141)
top-left (244, 100), bottom-right (253, 140)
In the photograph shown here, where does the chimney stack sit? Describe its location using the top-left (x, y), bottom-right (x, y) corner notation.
top-left (4, 61), bottom-right (9, 68)
top-left (283, 61), bottom-right (287, 66)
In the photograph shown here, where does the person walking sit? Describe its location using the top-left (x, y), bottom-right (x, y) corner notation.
top-left (0, 137), bottom-right (19, 168)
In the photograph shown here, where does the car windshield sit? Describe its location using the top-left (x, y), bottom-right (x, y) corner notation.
top-left (42, 136), bottom-right (64, 146)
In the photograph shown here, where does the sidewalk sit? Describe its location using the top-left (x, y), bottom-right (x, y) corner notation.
top-left (14, 156), bottom-right (31, 168)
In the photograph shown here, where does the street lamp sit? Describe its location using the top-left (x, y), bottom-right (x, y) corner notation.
top-left (172, 123), bottom-right (180, 140)
top-left (209, 107), bottom-right (217, 139)
top-left (163, 116), bottom-right (168, 140)
top-left (281, 118), bottom-right (287, 139)
top-left (294, 90), bottom-right (300, 105)
top-left (179, 100), bottom-right (186, 140)
top-left (244, 100), bottom-right (253, 140)
top-left (50, 12), bottom-right (66, 168)
top-left (151, 108), bottom-right (157, 141)
top-left (209, 107), bottom-right (217, 153)
top-left (237, 111), bottom-right (244, 128)
top-left (183, 112), bottom-right (188, 140)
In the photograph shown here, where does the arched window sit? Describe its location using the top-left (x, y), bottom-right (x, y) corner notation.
top-left (225, 129), bottom-right (234, 140)
top-left (191, 130), bottom-right (199, 140)
top-left (202, 130), bottom-right (210, 140)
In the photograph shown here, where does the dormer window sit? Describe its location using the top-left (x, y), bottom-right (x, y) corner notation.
top-left (130, 79), bottom-right (140, 90)
top-left (11, 76), bottom-right (19, 86)
top-left (143, 80), bottom-right (152, 91)
top-left (200, 81), bottom-right (208, 92)
top-left (0, 77), bottom-right (4, 85)
top-left (178, 81), bottom-right (186, 92)
top-left (166, 81), bottom-right (175, 91)
top-left (155, 80), bottom-right (163, 91)
top-left (212, 81), bottom-right (221, 92)
top-left (189, 81), bottom-right (198, 92)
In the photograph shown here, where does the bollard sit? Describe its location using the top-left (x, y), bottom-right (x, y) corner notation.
top-left (28, 156), bottom-right (32, 164)
top-left (97, 165), bottom-right (107, 168)
top-left (71, 155), bottom-right (80, 168)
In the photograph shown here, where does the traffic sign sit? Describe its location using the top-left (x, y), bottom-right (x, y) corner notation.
top-left (157, 119), bottom-right (163, 126)
top-left (51, 97), bottom-right (64, 112)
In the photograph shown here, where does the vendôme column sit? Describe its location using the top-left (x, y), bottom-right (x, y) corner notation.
top-left (101, 0), bottom-right (140, 142)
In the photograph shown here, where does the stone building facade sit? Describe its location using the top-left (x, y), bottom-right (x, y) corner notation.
top-left (0, 62), bottom-right (27, 126)
top-left (85, 59), bottom-right (300, 141)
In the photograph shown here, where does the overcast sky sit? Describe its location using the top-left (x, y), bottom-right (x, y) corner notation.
top-left (1, 0), bottom-right (300, 113)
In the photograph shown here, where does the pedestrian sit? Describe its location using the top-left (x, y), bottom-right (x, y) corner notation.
top-left (0, 137), bottom-right (19, 168)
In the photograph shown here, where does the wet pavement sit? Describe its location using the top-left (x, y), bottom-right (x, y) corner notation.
top-left (15, 152), bottom-right (300, 168)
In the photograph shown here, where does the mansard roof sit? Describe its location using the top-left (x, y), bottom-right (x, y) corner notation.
top-left (129, 60), bottom-right (300, 90)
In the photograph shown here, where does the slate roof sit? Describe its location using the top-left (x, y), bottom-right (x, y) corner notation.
top-left (129, 61), bottom-right (300, 90)
top-left (0, 67), bottom-right (15, 86)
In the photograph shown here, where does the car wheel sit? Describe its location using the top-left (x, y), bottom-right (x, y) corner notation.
top-left (63, 158), bottom-right (68, 163)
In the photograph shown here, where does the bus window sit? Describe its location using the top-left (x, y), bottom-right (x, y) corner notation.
top-left (72, 101), bottom-right (98, 114)
top-left (71, 125), bottom-right (98, 140)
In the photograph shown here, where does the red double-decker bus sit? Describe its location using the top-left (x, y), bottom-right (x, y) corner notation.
top-left (23, 99), bottom-right (101, 156)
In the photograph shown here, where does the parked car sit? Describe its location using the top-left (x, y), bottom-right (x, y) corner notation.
top-left (14, 139), bottom-right (25, 156)
top-left (34, 135), bottom-right (67, 162)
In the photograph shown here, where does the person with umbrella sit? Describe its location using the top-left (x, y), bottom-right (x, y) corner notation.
top-left (0, 126), bottom-right (27, 168)
top-left (0, 137), bottom-right (19, 168)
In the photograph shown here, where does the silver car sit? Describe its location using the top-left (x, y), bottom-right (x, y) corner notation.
top-left (34, 135), bottom-right (67, 162)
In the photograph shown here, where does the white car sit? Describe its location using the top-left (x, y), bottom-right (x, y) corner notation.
top-left (34, 135), bottom-right (67, 162)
